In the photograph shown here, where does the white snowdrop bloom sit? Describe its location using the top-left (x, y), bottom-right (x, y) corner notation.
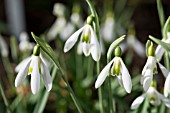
top-left (158, 63), bottom-right (170, 97)
top-left (64, 22), bottom-right (101, 61)
top-left (19, 32), bottom-right (34, 52)
top-left (15, 45), bottom-right (52, 94)
top-left (0, 35), bottom-right (9, 57)
top-left (120, 34), bottom-right (145, 58)
top-left (95, 46), bottom-right (132, 93)
top-left (141, 56), bottom-right (157, 91)
top-left (60, 22), bottom-right (75, 41)
top-left (155, 32), bottom-right (170, 61)
top-left (71, 13), bottom-right (83, 28)
top-left (53, 3), bottom-right (66, 17)
top-left (47, 17), bottom-right (67, 41)
top-left (131, 86), bottom-right (170, 109)
top-left (101, 16), bottom-right (115, 42)
top-left (141, 43), bottom-right (158, 91)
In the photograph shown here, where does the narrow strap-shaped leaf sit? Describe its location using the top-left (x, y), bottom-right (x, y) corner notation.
top-left (157, 0), bottom-right (165, 31)
top-left (163, 17), bottom-right (170, 39)
top-left (0, 79), bottom-right (12, 113)
top-left (149, 35), bottom-right (170, 51)
top-left (107, 35), bottom-right (125, 62)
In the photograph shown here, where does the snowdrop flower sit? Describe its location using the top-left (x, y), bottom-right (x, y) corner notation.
top-left (53, 3), bottom-right (66, 17)
top-left (101, 14), bottom-right (115, 42)
top-left (19, 32), bottom-right (34, 52)
top-left (141, 43), bottom-right (157, 91)
top-left (64, 16), bottom-right (101, 62)
top-left (0, 35), bottom-right (8, 57)
top-left (155, 32), bottom-right (170, 61)
top-left (47, 3), bottom-right (75, 41)
top-left (15, 45), bottom-right (52, 94)
top-left (95, 46), bottom-right (132, 93)
top-left (71, 4), bottom-right (83, 28)
top-left (158, 63), bottom-right (170, 97)
top-left (120, 33), bottom-right (145, 58)
top-left (131, 84), bottom-right (170, 109)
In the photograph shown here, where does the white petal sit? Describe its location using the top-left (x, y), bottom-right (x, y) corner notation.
top-left (15, 58), bottom-right (31, 87)
top-left (120, 58), bottom-right (132, 93)
top-left (131, 94), bottom-right (146, 110)
top-left (164, 74), bottom-right (170, 97)
top-left (82, 42), bottom-right (91, 56)
top-left (41, 59), bottom-right (52, 91)
top-left (117, 75), bottom-right (123, 87)
top-left (95, 59), bottom-right (114, 88)
top-left (89, 25), bottom-right (101, 61)
top-left (142, 69), bottom-right (153, 91)
top-left (156, 91), bottom-right (170, 108)
top-left (31, 56), bottom-right (40, 94)
top-left (15, 57), bottom-right (31, 72)
top-left (155, 45), bottom-right (165, 61)
top-left (158, 63), bottom-right (169, 78)
top-left (64, 26), bottom-right (85, 52)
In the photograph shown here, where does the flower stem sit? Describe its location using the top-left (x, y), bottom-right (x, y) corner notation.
top-left (0, 79), bottom-right (12, 113)
top-left (85, 0), bottom-right (104, 113)
top-left (108, 76), bottom-right (114, 113)
top-left (97, 62), bottom-right (104, 113)
top-left (55, 62), bottom-right (84, 113)
top-left (107, 59), bottom-right (114, 113)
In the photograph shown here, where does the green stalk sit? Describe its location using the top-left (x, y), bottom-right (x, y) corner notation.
top-left (107, 59), bottom-right (114, 113)
top-left (156, 0), bottom-right (165, 34)
top-left (2, 56), bottom-right (14, 89)
top-left (0, 79), bottom-right (12, 113)
top-left (85, 0), bottom-right (104, 113)
top-left (97, 62), bottom-right (104, 113)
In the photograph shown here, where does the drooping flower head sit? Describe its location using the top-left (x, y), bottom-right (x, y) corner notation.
top-left (64, 15), bottom-right (101, 61)
top-left (15, 44), bottom-right (52, 94)
top-left (95, 46), bottom-right (132, 93)
top-left (141, 42), bottom-right (157, 91)
top-left (131, 81), bottom-right (170, 109)
top-left (19, 32), bottom-right (34, 52)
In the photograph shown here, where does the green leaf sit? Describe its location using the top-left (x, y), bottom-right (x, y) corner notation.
top-left (10, 36), bottom-right (18, 62)
top-left (107, 35), bottom-right (125, 62)
top-left (149, 35), bottom-right (170, 51)
top-left (31, 32), bottom-right (59, 69)
top-left (163, 17), bottom-right (170, 39)
top-left (157, 0), bottom-right (165, 30)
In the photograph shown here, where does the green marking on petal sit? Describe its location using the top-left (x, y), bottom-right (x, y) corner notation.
top-left (28, 67), bottom-right (33, 75)
top-left (112, 60), bottom-right (121, 75)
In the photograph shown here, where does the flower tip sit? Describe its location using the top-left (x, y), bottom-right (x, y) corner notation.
top-left (95, 82), bottom-right (100, 89)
